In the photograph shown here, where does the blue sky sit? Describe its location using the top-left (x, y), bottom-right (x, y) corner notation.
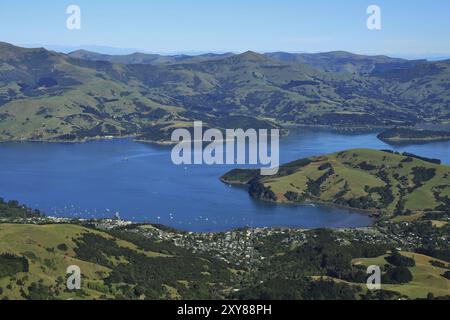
top-left (1, 0), bottom-right (449, 57)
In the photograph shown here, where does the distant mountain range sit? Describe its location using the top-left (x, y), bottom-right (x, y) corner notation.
top-left (68, 48), bottom-right (418, 73)
top-left (68, 49), bottom-right (235, 65)
top-left (0, 41), bottom-right (449, 142)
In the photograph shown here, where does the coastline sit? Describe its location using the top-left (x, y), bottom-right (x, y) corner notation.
top-left (220, 178), bottom-right (381, 219)
top-left (379, 137), bottom-right (450, 143)
top-left (0, 134), bottom-right (139, 144)
top-left (4, 122), bottom-right (450, 145)
top-left (223, 176), bottom-right (449, 222)
top-left (0, 123), bottom-right (389, 145)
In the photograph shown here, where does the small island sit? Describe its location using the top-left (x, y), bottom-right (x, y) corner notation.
top-left (378, 128), bottom-right (450, 144)
top-left (221, 149), bottom-right (450, 217)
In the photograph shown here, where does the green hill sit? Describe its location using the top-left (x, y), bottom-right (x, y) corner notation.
top-left (1, 42), bottom-right (450, 143)
top-left (0, 197), bottom-right (448, 300)
top-left (221, 149), bottom-right (450, 217)
top-left (1, 221), bottom-right (448, 300)
top-left (0, 223), bottom-right (233, 300)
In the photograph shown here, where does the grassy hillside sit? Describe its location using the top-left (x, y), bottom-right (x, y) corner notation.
top-left (222, 149), bottom-right (450, 217)
top-left (0, 223), bottom-right (233, 300)
top-left (352, 251), bottom-right (450, 299)
top-left (0, 224), bottom-right (111, 300)
top-left (231, 227), bottom-right (449, 300)
top-left (0, 217), bottom-right (448, 300)
top-left (1, 42), bottom-right (450, 142)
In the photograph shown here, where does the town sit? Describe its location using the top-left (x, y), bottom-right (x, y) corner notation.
top-left (4, 211), bottom-right (447, 269)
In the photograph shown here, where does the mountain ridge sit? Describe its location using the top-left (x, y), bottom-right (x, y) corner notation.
top-left (1, 42), bottom-right (450, 143)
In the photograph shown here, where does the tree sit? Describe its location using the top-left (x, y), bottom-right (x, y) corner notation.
top-left (383, 266), bottom-right (413, 284)
top-left (385, 251), bottom-right (416, 267)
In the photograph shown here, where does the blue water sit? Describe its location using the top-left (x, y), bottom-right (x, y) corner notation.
top-left (0, 129), bottom-right (449, 232)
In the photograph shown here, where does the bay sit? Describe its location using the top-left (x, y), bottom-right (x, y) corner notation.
top-left (0, 129), bottom-right (449, 232)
